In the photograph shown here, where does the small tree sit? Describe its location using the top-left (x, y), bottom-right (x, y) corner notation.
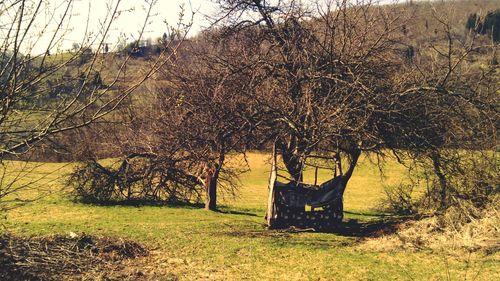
top-left (157, 33), bottom-right (259, 210)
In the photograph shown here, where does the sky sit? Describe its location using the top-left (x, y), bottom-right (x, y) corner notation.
top-left (2, 0), bottom-right (410, 55)
top-left (58, 0), bottom-right (216, 52)
top-left (2, 0), bottom-right (216, 54)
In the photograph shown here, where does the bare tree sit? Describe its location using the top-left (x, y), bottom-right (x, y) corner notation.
top-left (0, 0), bottom-right (192, 212)
top-left (387, 6), bottom-right (499, 211)
top-left (213, 0), bottom-right (406, 185)
top-left (212, 0), bottom-right (498, 216)
top-left (154, 32), bottom-right (261, 210)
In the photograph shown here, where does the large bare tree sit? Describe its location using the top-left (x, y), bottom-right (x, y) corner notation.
top-left (0, 0), bottom-right (191, 212)
top-left (212, 0), bottom-right (498, 212)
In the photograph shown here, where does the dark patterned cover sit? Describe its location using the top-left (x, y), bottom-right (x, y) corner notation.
top-left (270, 177), bottom-right (345, 230)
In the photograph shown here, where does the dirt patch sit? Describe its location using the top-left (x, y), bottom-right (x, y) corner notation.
top-left (0, 233), bottom-right (149, 280)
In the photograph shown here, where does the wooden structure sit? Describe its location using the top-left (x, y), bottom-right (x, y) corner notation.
top-left (266, 145), bottom-right (346, 230)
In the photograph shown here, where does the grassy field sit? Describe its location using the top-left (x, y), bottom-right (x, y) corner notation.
top-left (1, 152), bottom-right (499, 280)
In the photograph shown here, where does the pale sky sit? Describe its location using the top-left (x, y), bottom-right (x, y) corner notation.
top-left (2, 0), bottom-right (409, 55)
top-left (2, 0), bottom-right (216, 54)
top-left (56, 0), bottom-right (216, 52)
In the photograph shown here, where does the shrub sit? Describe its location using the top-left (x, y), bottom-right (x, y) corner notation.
top-left (382, 184), bottom-right (419, 215)
top-left (67, 161), bottom-right (116, 202)
top-left (77, 48), bottom-right (93, 66)
top-left (67, 155), bottom-right (204, 204)
top-left (382, 151), bottom-right (498, 218)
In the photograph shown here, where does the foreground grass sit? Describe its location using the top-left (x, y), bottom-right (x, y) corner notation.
top-left (2, 153), bottom-right (499, 280)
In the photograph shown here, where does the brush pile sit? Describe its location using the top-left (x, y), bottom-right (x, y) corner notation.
top-left (0, 233), bottom-right (148, 280)
top-left (362, 199), bottom-right (500, 253)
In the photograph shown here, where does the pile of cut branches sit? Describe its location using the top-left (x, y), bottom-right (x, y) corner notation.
top-left (0, 233), bottom-right (148, 280)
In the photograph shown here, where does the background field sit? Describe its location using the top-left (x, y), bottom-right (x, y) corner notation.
top-left (2, 152), bottom-right (498, 280)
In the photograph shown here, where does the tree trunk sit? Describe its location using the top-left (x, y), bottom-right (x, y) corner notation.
top-left (266, 142), bottom-right (278, 228)
top-left (282, 154), bottom-right (303, 183)
top-left (205, 168), bottom-right (218, 211)
top-left (344, 149), bottom-right (361, 181)
top-left (337, 149), bottom-right (361, 197)
top-left (279, 138), bottom-right (304, 183)
top-left (204, 154), bottom-right (225, 211)
top-left (431, 151), bottom-right (447, 210)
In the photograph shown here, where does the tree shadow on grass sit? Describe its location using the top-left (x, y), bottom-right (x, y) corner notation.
top-left (317, 210), bottom-right (409, 237)
top-left (332, 216), bottom-right (407, 238)
top-left (76, 199), bottom-right (205, 209)
top-left (215, 205), bottom-right (260, 217)
top-left (215, 209), bottom-right (259, 216)
top-left (220, 211), bottom-right (409, 241)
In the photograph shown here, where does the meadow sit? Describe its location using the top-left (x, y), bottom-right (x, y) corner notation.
top-left (2, 152), bottom-right (498, 280)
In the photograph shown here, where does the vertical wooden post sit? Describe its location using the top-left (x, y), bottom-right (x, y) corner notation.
top-left (266, 141), bottom-right (278, 228)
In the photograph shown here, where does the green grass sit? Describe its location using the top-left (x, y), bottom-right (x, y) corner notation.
top-left (1, 152), bottom-right (498, 280)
